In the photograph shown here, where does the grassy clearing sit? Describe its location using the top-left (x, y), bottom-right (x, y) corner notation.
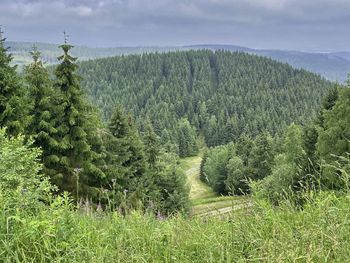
top-left (180, 153), bottom-right (249, 217)
top-left (180, 155), bottom-right (217, 201)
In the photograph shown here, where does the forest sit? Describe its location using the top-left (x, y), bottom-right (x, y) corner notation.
top-left (78, 50), bottom-right (333, 149)
top-left (1, 29), bottom-right (350, 261)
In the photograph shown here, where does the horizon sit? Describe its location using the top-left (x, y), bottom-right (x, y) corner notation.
top-left (4, 40), bottom-right (350, 54)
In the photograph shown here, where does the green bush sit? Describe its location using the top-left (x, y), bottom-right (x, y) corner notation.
top-left (0, 129), bottom-right (53, 213)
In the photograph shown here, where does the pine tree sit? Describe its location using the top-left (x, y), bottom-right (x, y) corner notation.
top-left (143, 120), bottom-right (160, 169)
top-left (106, 107), bottom-right (148, 209)
top-left (317, 87), bottom-right (350, 189)
top-left (52, 38), bottom-right (104, 197)
top-left (177, 118), bottom-right (198, 157)
top-left (254, 123), bottom-right (306, 203)
top-left (248, 132), bottom-right (274, 180)
top-left (0, 28), bottom-right (28, 136)
top-left (24, 47), bottom-right (63, 176)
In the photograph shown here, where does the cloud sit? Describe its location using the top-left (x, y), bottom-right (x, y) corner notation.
top-left (1, 0), bottom-right (350, 50)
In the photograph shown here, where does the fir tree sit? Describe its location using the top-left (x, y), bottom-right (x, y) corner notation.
top-left (106, 107), bottom-right (148, 209)
top-left (248, 132), bottom-right (274, 180)
top-left (52, 37), bottom-right (104, 197)
top-left (143, 120), bottom-right (160, 169)
top-left (0, 28), bottom-right (28, 136)
top-left (24, 47), bottom-right (62, 176)
top-left (177, 118), bottom-right (198, 157)
top-left (317, 87), bottom-right (350, 189)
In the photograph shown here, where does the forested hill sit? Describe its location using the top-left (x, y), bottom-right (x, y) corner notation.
top-left (78, 50), bottom-right (333, 147)
top-left (188, 45), bottom-right (350, 82)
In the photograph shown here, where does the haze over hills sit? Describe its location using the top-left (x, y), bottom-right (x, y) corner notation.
top-left (188, 45), bottom-right (350, 83)
top-left (6, 41), bottom-right (350, 83)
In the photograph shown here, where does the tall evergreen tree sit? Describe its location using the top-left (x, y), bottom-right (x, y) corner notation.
top-left (143, 120), bottom-right (160, 169)
top-left (0, 28), bottom-right (27, 136)
top-left (248, 132), bottom-right (274, 180)
top-left (52, 38), bottom-right (104, 197)
top-left (106, 106), bottom-right (148, 209)
top-left (317, 87), bottom-right (350, 189)
top-left (24, 47), bottom-right (63, 177)
top-left (25, 46), bottom-right (53, 136)
top-left (177, 118), bottom-right (198, 157)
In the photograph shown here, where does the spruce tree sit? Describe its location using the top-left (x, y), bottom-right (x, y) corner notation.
top-left (143, 120), bottom-right (160, 169)
top-left (24, 47), bottom-right (63, 177)
top-left (106, 106), bottom-right (148, 209)
top-left (248, 132), bottom-right (274, 180)
top-left (177, 118), bottom-right (198, 157)
top-left (52, 38), bottom-right (104, 197)
top-left (317, 87), bottom-right (350, 189)
top-left (0, 28), bottom-right (28, 136)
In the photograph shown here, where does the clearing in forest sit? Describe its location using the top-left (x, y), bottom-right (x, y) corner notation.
top-left (180, 155), bottom-right (251, 217)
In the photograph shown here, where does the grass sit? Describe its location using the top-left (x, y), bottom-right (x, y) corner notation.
top-left (2, 191), bottom-right (350, 262)
top-left (2, 152), bottom-right (349, 261)
top-left (179, 154), bottom-right (217, 201)
top-left (191, 197), bottom-right (250, 216)
top-left (180, 153), bottom-right (248, 217)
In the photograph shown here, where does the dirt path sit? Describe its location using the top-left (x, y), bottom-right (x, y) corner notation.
top-left (197, 202), bottom-right (253, 217)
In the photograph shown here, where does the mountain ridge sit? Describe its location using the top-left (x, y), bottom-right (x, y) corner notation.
top-left (6, 41), bottom-right (350, 82)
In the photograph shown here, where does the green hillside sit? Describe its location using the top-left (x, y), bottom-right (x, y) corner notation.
top-left (78, 50), bottom-right (333, 147)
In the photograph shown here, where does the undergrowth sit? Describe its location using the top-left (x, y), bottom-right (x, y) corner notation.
top-left (1, 191), bottom-right (350, 262)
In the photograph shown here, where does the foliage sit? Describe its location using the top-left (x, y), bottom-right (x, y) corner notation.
top-left (0, 129), bottom-right (53, 212)
top-left (177, 118), bottom-right (198, 157)
top-left (202, 133), bottom-right (275, 195)
top-left (102, 107), bottom-right (190, 215)
top-left (252, 124), bottom-right (306, 203)
top-left (45, 42), bottom-right (105, 198)
top-left (202, 143), bottom-right (234, 194)
top-left (0, 30), bottom-right (28, 136)
top-left (2, 188), bottom-right (350, 262)
top-left (317, 87), bottom-right (350, 189)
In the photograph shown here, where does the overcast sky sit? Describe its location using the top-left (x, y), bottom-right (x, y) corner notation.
top-left (1, 0), bottom-right (350, 51)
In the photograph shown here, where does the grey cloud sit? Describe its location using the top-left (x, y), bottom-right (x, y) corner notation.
top-left (1, 0), bottom-right (350, 50)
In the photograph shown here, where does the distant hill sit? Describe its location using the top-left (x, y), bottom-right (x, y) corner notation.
top-left (6, 41), bottom-right (350, 82)
top-left (187, 45), bottom-right (350, 82)
top-left (77, 50), bottom-right (333, 146)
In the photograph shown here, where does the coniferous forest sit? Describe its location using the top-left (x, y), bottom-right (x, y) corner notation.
top-left (1, 26), bottom-right (350, 261)
top-left (78, 51), bottom-right (333, 148)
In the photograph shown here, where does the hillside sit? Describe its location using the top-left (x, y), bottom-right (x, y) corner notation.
top-left (189, 45), bottom-right (350, 82)
top-left (77, 49), bottom-right (333, 147)
top-left (7, 41), bottom-right (350, 82)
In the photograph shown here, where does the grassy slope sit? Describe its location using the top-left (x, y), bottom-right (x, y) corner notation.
top-left (2, 154), bottom-right (350, 261)
top-left (179, 154), bottom-right (249, 216)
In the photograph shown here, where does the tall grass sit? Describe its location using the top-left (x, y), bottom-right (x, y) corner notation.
top-left (1, 191), bottom-right (350, 262)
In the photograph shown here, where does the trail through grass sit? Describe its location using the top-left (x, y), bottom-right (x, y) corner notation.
top-left (181, 155), bottom-right (216, 200)
top-left (180, 154), bottom-right (249, 217)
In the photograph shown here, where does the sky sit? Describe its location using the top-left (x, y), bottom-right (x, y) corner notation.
top-left (1, 0), bottom-right (350, 51)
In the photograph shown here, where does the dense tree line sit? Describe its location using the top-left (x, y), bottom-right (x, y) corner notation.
top-left (78, 50), bottom-right (333, 150)
top-left (200, 132), bottom-right (276, 195)
top-left (201, 83), bottom-right (350, 203)
top-left (0, 31), bottom-right (188, 215)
